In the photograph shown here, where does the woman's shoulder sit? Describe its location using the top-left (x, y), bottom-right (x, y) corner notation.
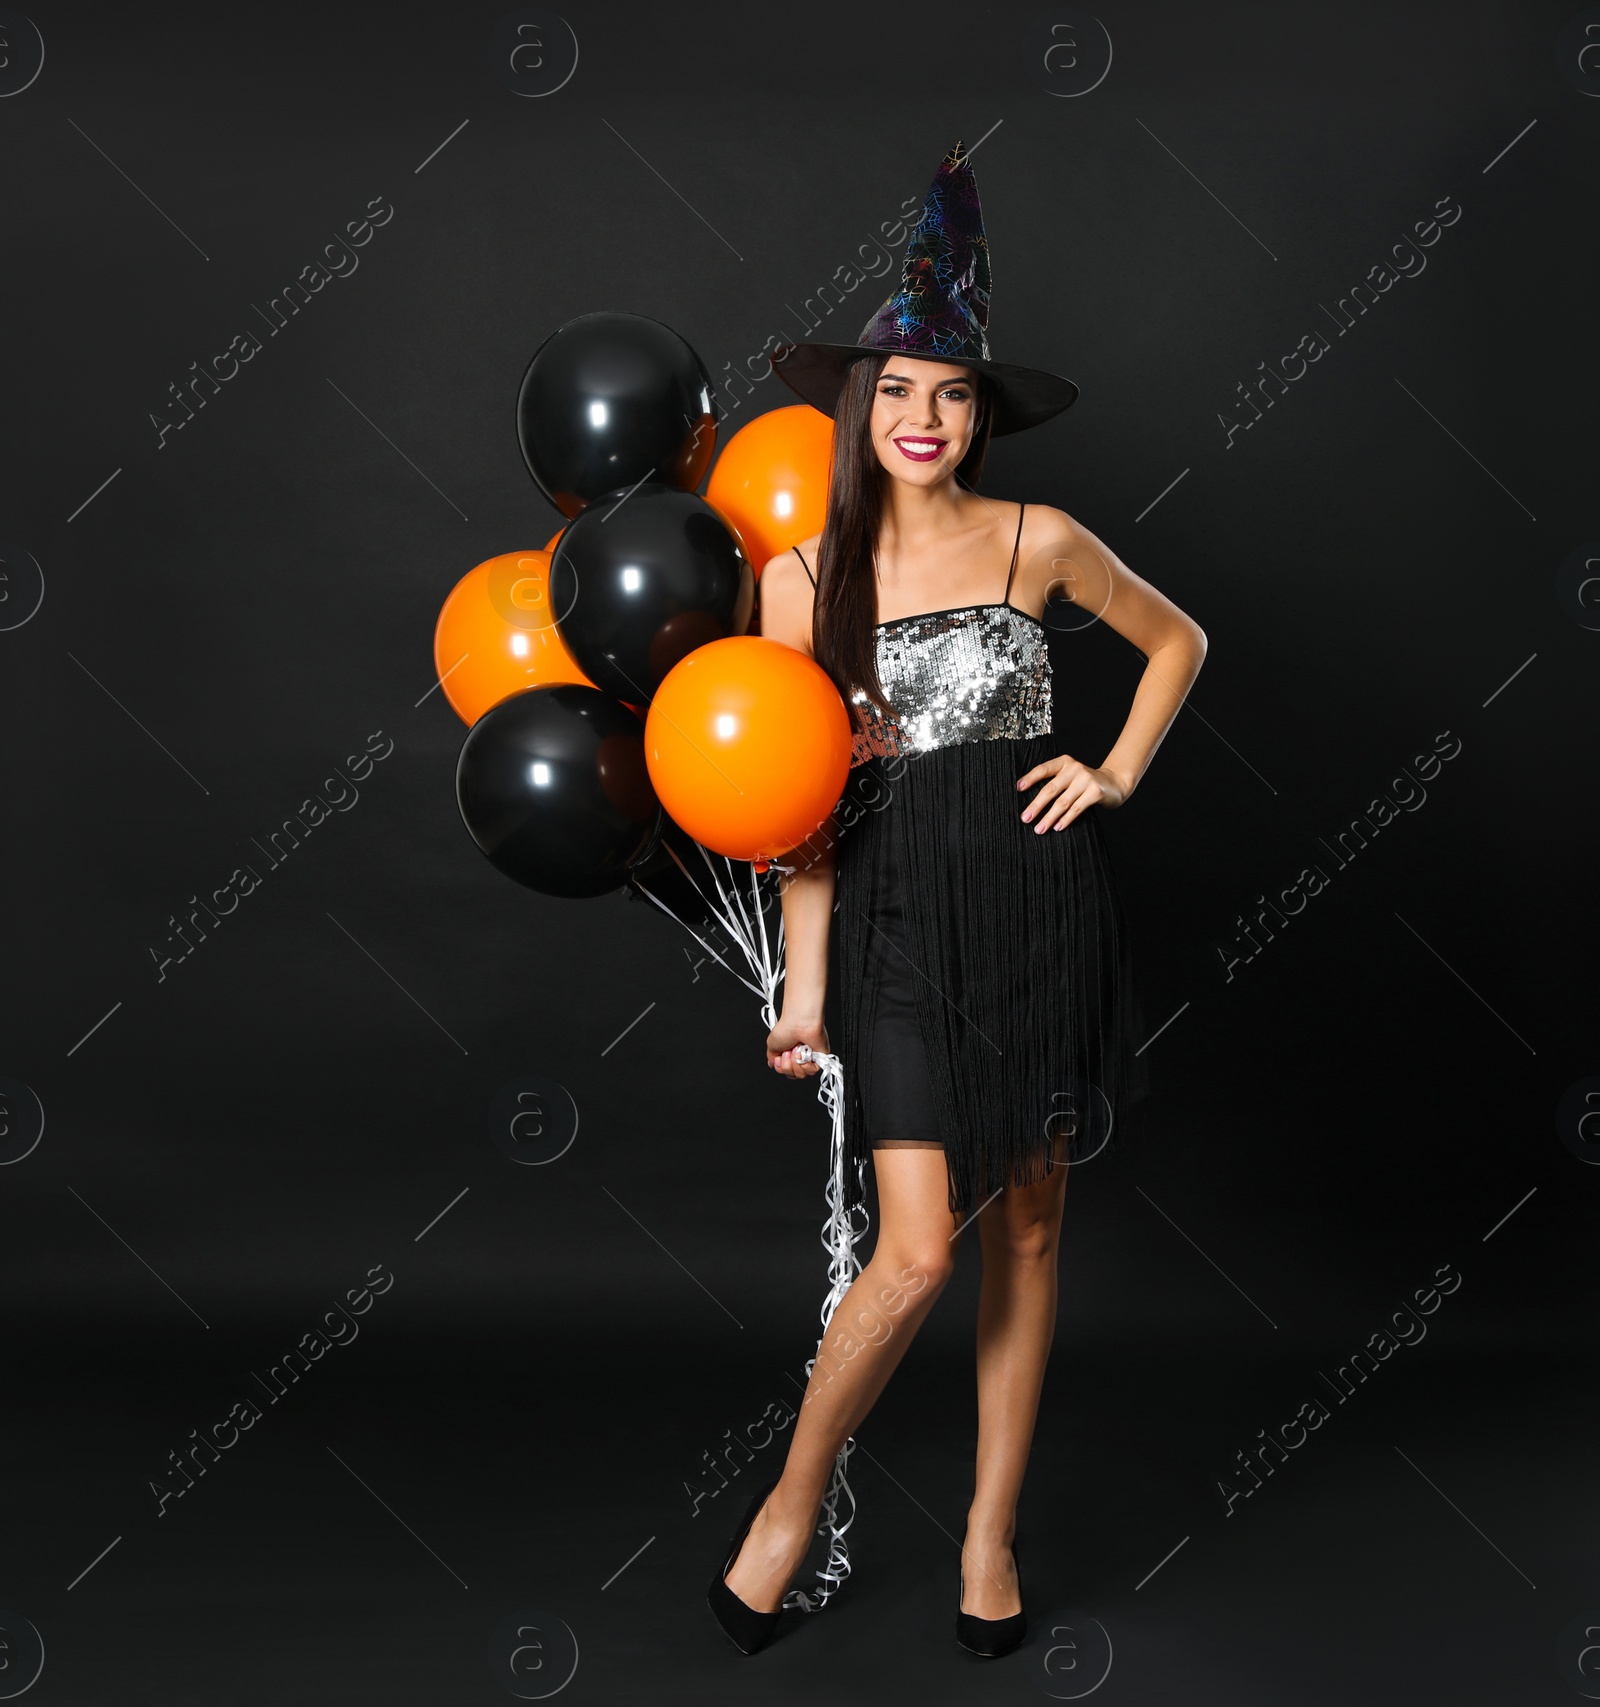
top-left (964, 498), bottom-right (1079, 555)
top-left (756, 537), bottom-right (819, 651)
top-left (1016, 500), bottom-right (1080, 548)
top-left (1006, 501), bottom-right (1095, 614)
top-left (764, 532), bottom-right (823, 586)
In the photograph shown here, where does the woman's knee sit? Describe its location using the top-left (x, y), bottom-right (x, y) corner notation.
top-left (874, 1243), bottom-right (957, 1299)
top-left (991, 1191), bottom-right (1065, 1264)
top-left (1000, 1218), bottom-right (1059, 1265)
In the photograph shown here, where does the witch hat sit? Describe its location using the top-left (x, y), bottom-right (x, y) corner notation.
top-left (772, 141), bottom-right (1078, 436)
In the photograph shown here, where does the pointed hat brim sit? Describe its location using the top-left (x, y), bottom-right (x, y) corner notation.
top-left (770, 340), bottom-right (1078, 437)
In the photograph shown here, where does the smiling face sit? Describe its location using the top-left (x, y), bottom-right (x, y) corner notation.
top-left (867, 358), bottom-right (981, 487)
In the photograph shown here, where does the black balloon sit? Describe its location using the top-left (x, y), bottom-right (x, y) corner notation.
top-left (517, 312), bottom-right (717, 517)
top-left (627, 817), bottom-right (725, 941)
top-left (550, 483), bottom-right (755, 702)
top-left (456, 686), bottom-right (660, 899)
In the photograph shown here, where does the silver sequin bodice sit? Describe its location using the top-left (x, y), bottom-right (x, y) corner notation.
top-left (850, 603), bottom-right (1052, 763)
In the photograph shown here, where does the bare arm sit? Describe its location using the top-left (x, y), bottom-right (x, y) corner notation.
top-left (1012, 506), bottom-right (1207, 830)
top-left (758, 541), bottom-right (833, 1078)
top-left (768, 852), bottom-right (834, 1079)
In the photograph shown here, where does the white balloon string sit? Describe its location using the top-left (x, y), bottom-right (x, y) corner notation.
top-left (632, 883), bottom-right (768, 1001)
top-left (782, 1042), bottom-right (868, 1613)
top-left (631, 848), bottom-right (869, 1612)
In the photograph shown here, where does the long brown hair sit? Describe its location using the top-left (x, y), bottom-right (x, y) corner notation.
top-left (812, 355), bottom-right (995, 713)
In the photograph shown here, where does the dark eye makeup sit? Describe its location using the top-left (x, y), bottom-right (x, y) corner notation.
top-left (877, 383), bottom-right (972, 401)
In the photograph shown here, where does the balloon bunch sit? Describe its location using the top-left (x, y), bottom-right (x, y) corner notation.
top-left (440, 311), bottom-right (850, 899)
top-left (435, 312), bottom-right (865, 1615)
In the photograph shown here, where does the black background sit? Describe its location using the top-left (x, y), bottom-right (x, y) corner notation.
top-left (2, 3), bottom-right (1596, 1702)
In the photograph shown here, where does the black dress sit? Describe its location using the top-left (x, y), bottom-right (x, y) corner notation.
top-left (795, 507), bottom-right (1145, 1219)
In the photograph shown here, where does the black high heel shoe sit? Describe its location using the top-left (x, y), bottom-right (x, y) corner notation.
top-left (956, 1544), bottom-right (1027, 1657)
top-left (707, 1477), bottom-right (785, 1655)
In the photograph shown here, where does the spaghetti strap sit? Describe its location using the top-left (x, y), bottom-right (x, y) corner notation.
top-left (1002, 503), bottom-right (1026, 604)
top-left (793, 546), bottom-right (817, 590)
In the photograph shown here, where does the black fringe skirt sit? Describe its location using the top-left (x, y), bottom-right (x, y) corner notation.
top-left (833, 733), bottom-right (1147, 1219)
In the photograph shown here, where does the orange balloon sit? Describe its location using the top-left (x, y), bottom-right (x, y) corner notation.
top-left (432, 551), bottom-right (592, 726)
top-left (544, 527), bottom-right (563, 550)
top-left (705, 405), bottom-right (833, 576)
top-left (645, 637), bottom-right (852, 863)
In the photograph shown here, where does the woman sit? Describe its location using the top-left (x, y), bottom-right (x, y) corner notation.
top-left (707, 143), bottom-right (1207, 1658)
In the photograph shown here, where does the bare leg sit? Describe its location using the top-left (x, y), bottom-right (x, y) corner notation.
top-left (961, 1143), bottom-right (1070, 1618)
top-left (722, 1147), bottom-right (958, 1613)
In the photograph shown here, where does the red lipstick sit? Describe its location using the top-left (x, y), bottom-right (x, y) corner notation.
top-left (892, 435), bottom-right (948, 463)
